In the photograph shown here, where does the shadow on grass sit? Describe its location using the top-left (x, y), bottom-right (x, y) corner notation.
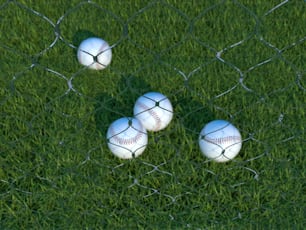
top-left (176, 94), bottom-right (215, 136)
top-left (94, 75), bottom-right (152, 138)
top-left (72, 30), bottom-right (98, 48)
top-left (72, 29), bottom-right (98, 62)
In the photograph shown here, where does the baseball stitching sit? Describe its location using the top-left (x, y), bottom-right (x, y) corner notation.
top-left (138, 101), bottom-right (162, 130)
top-left (204, 136), bottom-right (241, 145)
top-left (109, 125), bottom-right (145, 146)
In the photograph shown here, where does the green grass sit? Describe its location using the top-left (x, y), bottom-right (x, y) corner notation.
top-left (1, 0), bottom-right (305, 229)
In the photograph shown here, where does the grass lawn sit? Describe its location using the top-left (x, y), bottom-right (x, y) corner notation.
top-left (0, 0), bottom-right (305, 229)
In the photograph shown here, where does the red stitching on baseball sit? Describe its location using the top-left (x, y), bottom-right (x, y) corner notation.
top-left (204, 136), bottom-right (241, 145)
top-left (110, 125), bottom-right (145, 146)
top-left (138, 102), bottom-right (162, 130)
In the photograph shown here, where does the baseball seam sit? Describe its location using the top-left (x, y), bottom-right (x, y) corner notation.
top-left (110, 126), bottom-right (145, 146)
top-left (204, 136), bottom-right (241, 145)
top-left (138, 102), bottom-right (162, 130)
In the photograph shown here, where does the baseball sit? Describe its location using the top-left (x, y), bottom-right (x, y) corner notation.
top-left (106, 117), bottom-right (148, 159)
top-left (133, 92), bottom-right (173, 132)
top-left (198, 120), bottom-right (242, 163)
top-left (77, 37), bottom-right (112, 70)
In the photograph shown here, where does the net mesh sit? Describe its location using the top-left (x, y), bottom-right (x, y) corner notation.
top-left (0, 0), bottom-right (305, 228)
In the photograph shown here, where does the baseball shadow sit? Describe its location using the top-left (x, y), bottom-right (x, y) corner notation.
top-left (72, 30), bottom-right (98, 60)
top-left (175, 93), bottom-right (215, 137)
top-left (94, 75), bottom-right (152, 138)
top-left (72, 29), bottom-right (98, 48)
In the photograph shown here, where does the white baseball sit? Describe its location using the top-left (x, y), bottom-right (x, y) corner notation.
top-left (198, 120), bottom-right (242, 163)
top-left (106, 117), bottom-right (148, 159)
top-left (133, 92), bottom-right (173, 132)
top-left (77, 37), bottom-right (112, 70)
